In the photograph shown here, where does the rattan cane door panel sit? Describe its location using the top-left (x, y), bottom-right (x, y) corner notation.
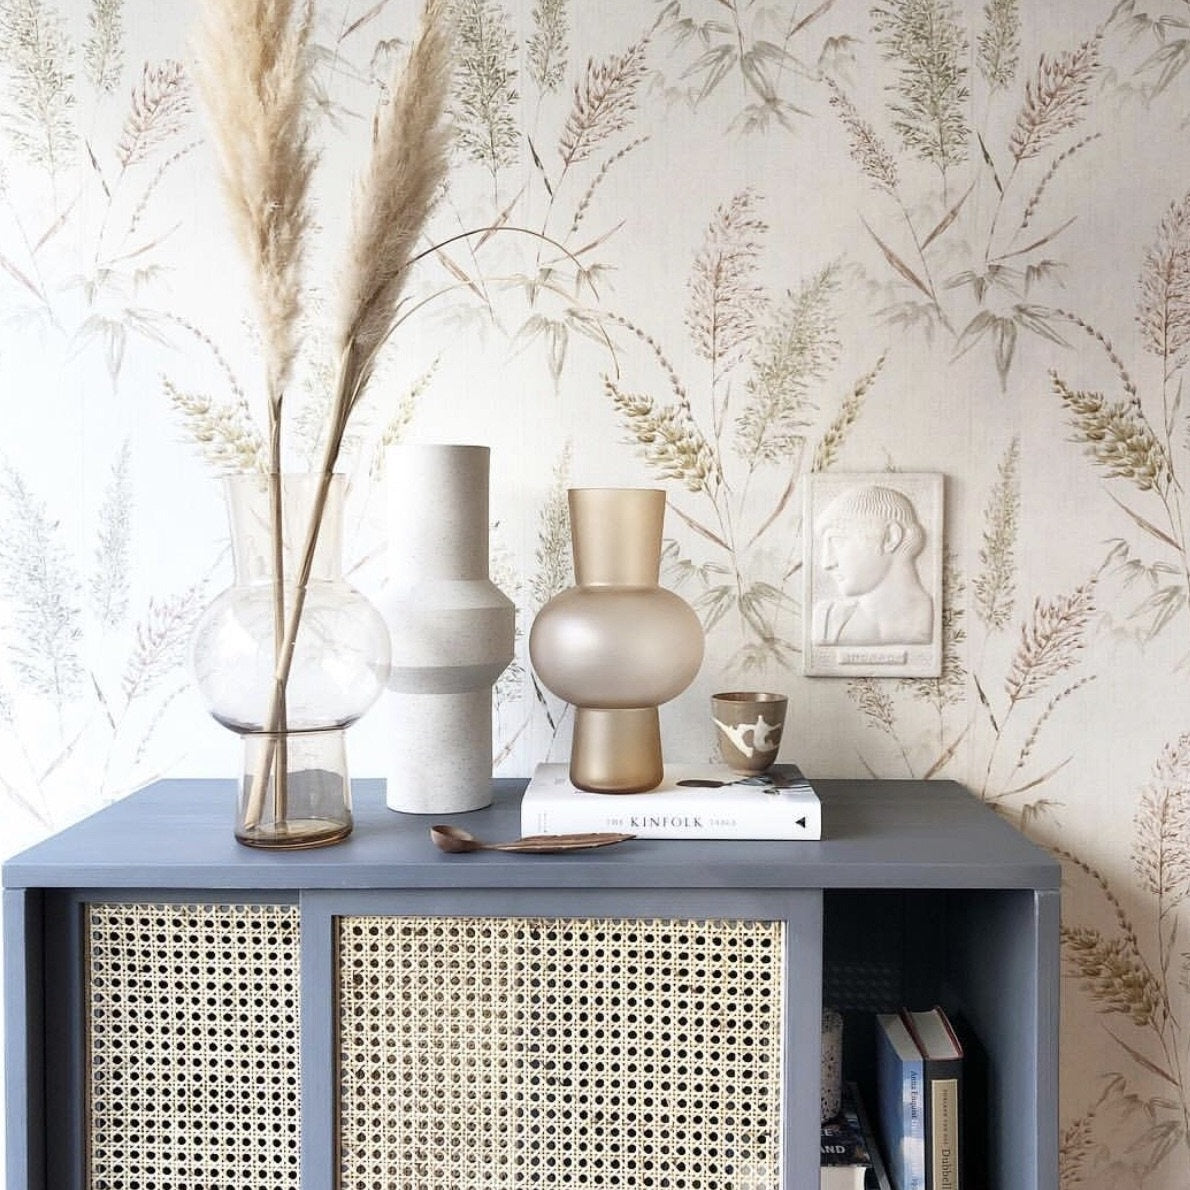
top-left (85, 901), bottom-right (301, 1190)
top-left (337, 915), bottom-right (786, 1190)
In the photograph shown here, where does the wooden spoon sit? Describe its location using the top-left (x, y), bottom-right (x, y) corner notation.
top-left (429, 824), bottom-right (636, 854)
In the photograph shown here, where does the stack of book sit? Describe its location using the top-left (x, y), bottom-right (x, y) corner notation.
top-left (821, 1082), bottom-right (892, 1189)
top-left (874, 1006), bottom-right (964, 1190)
top-left (519, 763), bottom-right (822, 840)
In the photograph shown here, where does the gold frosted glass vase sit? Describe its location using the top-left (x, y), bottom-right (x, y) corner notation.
top-left (529, 488), bottom-right (704, 793)
top-left (191, 473), bottom-right (391, 848)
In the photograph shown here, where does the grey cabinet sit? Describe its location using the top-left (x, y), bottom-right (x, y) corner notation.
top-left (3, 776), bottom-right (1059, 1189)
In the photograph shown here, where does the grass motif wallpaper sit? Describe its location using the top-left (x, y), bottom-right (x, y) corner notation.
top-left (2, 0), bottom-right (1190, 1182)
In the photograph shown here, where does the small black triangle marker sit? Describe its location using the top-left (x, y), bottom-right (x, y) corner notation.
top-left (796, 816), bottom-right (806, 828)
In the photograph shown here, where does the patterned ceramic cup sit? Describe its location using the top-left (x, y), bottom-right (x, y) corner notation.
top-left (711, 691), bottom-right (788, 773)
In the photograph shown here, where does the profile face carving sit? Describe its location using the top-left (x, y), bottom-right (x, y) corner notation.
top-left (819, 486), bottom-right (926, 598)
top-left (803, 472), bottom-right (944, 677)
top-left (813, 484), bottom-right (932, 647)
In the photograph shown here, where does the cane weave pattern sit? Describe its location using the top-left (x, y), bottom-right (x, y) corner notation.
top-left (337, 915), bottom-right (785, 1189)
top-left (86, 902), bottom-right (301, 1189)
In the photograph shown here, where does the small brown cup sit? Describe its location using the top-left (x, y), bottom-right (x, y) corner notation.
top-left (711, 691), bottom-right (788, 773)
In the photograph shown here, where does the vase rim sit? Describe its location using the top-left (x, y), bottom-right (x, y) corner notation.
top-left (221, 470), bottom-right (348, 488)
top-left (385, 442), bottom-right (490, 454)
top-left (567, 487), bottom-right (666, 586)
top-left (568, 485), bottom-right (664, 493)
top-left (222, 471), bottom-right (348, 582)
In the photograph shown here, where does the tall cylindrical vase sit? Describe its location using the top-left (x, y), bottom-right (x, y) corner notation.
top-left (529, 487), bottom-right (704, 793)
top-left (379, 445), bottom-right (515, 814)
top-left (191, 473), bottom-right (391, 848)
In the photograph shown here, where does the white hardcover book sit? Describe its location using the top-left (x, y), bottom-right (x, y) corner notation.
top-left (520, 763), bottom-right (822, 840)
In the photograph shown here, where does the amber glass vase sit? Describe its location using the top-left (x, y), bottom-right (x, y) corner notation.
top-left (191, 474), bottom-right (391, 848)
top-left (529, 488), bottom-right (704, 793)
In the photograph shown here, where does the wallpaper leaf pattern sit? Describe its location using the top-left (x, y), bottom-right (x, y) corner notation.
top-left (606, 194), bottom-right (884, 670)
top-left (1115, 0), bottom-right (1190, 103)
top-left (527, 0), bottom-right (567, 92)
top-left (872, 0), bottom-right (970, 178)
top-left (0, 462), bottom-right (85, 713)
top-left (1050, 191), bottom-right (1190, 659)
top-left (0, 0), bottom-right (221, 824)
top-left (116, 61), bottom-right (188, 168)
top-left (559, 43), bottom-right (648, 167)
top-left (83, 0), bottom-right (122, 94)
top-left (1060, 735), bottom-right (1190, 1177)
top-left (1008, 34), bottom-right (1100, 163)
top-left (830, 7), bottom-right (1112, 385)
top-left (1138, 193), bottom-right (1190, 370)
top-left (2, 1), bottom-right (1190, 1182)
top-left (451, 0), bottom-right (520, 187)
top-left (685, 188), bottom-right (766, 376)
top-left (736, 265), bottom-right (841, 466)
top-left (91, 441), bottom-right (132, 629)
top-left (973, 436), bottom-right (1019, 630)
top-left (977, 0), bottom-right (1019, 90)
top-left (0, 0), bottom-right (77, 173)
top-left (440, 10), bottom-right (649, 389)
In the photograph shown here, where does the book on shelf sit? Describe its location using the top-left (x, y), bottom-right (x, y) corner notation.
top-left (519, 762), bottom-right (821, 840)
top-left (821, 1082), bottom-right (892, 1190)
top-left (902, 1007), bottom-right (963, 1190)
top-left (875, 1007), bottom-right (964, 1190)
top-left (875, 1012), bottom-right (926, 1190)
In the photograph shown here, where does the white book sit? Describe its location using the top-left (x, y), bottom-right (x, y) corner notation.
top-left (520, 763), bottom-right (822, 840)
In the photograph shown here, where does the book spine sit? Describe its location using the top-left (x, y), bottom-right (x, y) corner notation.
top-left (906, 1062), bottom-right (926, 1190)
top-left (930, 1072), bottom-right (960, 1190)
top-left (875, 1017), bottom-right (926, 1190)
top-left (901, 1008), bottom-right (963, 1190)
top-left (523, 804), bottom-right (811, 840)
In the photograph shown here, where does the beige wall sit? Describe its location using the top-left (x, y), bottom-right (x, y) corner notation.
top-left (1, 0), bottom-right (1188, 1182)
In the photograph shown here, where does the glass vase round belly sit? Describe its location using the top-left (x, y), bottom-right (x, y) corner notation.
top-left (529, 487), bottom-right (704, 793)
top-left (191, 473), bottom-right (390, 848)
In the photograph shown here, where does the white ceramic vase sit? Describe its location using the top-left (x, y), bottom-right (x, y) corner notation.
top-left (379, 445), bottom-right (515, 813)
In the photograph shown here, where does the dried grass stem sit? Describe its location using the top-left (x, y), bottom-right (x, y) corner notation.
top-left (239, 0), bottom-right (453, 830)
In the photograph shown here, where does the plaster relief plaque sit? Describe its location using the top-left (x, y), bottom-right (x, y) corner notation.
top-left (803, 472), bottom-right (944, 678)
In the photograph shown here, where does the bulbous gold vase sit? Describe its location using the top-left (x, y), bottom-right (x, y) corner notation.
top-left (529, 488), bottom-right (704, 793)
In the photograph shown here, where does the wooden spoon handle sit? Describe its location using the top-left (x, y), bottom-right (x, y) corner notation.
top-left (491, 832), bottom-right (636, 853)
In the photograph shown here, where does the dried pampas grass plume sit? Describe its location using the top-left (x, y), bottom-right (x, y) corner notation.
top-left (194, 0), bottom-right (455, 832)
top-left (336, 0), bottom-right (454, 416)
top-left (245, 0), bottom-right (454, 831)
top-left (194, 0), bottom-right (316, 403)
top-left (195, 0), bottom-right (319, 826)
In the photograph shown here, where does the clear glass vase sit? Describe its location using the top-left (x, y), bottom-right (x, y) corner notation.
top-left (191, 473), bottom-right (391, 848)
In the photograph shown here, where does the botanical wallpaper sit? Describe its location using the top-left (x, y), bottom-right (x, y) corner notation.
top-left (1, 0), bottom-right (1189, 1182)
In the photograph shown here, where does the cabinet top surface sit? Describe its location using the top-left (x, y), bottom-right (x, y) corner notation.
top-left (4, 775), bottom-right (1059, 892)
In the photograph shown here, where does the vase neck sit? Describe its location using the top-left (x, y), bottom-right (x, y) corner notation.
top-left (569, 488), bottom-right (665, 586)
top-left (224, 473), bottom-right (345, 584)
top-left (385, 444), bottom-right (491, 580)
